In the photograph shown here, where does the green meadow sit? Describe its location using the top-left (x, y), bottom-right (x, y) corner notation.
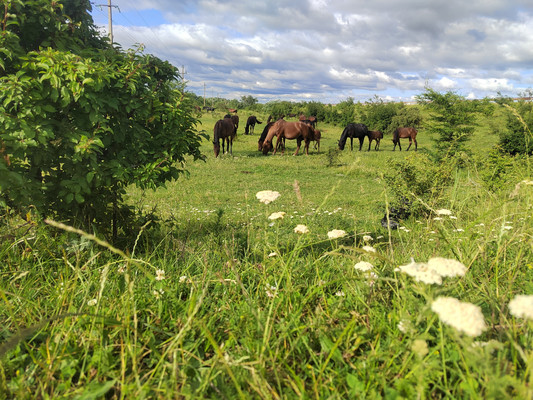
top-left (1, 110), bottom-right (532, 399)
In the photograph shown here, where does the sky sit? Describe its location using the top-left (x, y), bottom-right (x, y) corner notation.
top-left (90, 0), bottom-right (533, 104)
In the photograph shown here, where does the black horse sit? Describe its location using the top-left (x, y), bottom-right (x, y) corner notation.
top-left (244, 115), bottom-right (262, 135)
top-left (338, 123), bottom-right (370, 151)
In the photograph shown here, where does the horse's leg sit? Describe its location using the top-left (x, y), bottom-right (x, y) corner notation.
top-left (414, 138), bottom-right (418, 151)
top-left (406, 139), bottom-right (412, 151)
top-left (350, 137), bottom-right (353, 151)
top-left (294, 138), bottom-right (301, 156)
top-left (367, 139), bottom-right (371, 151)
top-left (358, 137), bottom-right (364, 151)
top-left (375, 139), bottom-right (380, 151)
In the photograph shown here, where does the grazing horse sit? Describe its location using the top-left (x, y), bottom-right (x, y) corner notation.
top-left (228, 108), bottom-right (238, 113)
top-left (244, 115), bottom-right (262, 135)
top-left (338, 123), bottom-right (370, 151)
top-left (213, 118), bottom-right (236, 157)
top-left (262, 120), bottom-right (313, 155)
top-left (392, 127), bottom-right (418, 151)
top-left (369, 130), bottom-right (384, 151)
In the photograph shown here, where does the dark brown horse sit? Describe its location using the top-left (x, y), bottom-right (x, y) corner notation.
top-left (224, 114), bottom-right (239, 136)
top-left (392, 127), bottom-right (418, 151)
top-left (338, 123), bottom-right (370, 151)
top-left (262, 120), bottom-right (313, 155)
top-left (213, 118), bottom-right (236, 157)
top-left (369, 130), bottom-right (383, 151)
top-left (244, 115), bottom-right (262, 135)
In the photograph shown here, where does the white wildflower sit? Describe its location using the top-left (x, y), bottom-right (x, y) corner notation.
top-left (335, 290), bottom-right (345, 297)
top-left (268, 252), bottom-right (278, 257)
top-left (435, 209), bottom-right (453, 216)
top-left (293, 224), bottom-right (309, 234)
top-left (354, 261), bottom-right (374, 272)
top-left (399, 226), bottom-right (411, 232)
top-left (397, 319), bottom-right (410, 333)
top-left (412, 339), bottom-right (429, 357)
top-left (362, 235), bottom-right (373, 242)
top-left (268, 211), bottom-right (286, 220)
top-left (433, 217), bottom-right (443, 221)
top-left (87, 298), bottom-right (97, 306)
top-left (362, 245), bottom-right (376, 253)
top-left (155, 269), bottom-right (166, 281)
top-left (266, 285), bottom-right (278, 298)
top-left (453, 228), bottom-right (464, 232)
top-left (508, 295), bottom-right (533, 320)
top-left (431, 297), bottom-right (487, 337)
top-left (398, 259), bottom-right (442, 285)
top-left (328, 229), bottom-right (346, 239)
top-left (449, 216), bottom-right (458, 220)
top-left (366, 271), bottom-right (378, 286)
top-left (179, 275), bottom-right (189, 283)
top-left (427, 257), bottom-right (467, 278)
top-left (256, 190), bottom-right (281, 204)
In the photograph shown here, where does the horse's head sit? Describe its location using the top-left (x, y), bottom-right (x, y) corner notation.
top-left (213, 142), bottom-right (221, 158)
top-left (262, 140), bottom-right (272, 155)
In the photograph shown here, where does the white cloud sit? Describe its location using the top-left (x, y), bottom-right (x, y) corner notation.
top-left (92, 0), bottom-right (533, 102)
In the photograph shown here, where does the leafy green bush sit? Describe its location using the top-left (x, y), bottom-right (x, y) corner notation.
top-left (497, 100), bottom-right (533, 156)
top-left (383, 153), bottom-right (454, 216)
top-left (0, 1), bottom-right (205, 234)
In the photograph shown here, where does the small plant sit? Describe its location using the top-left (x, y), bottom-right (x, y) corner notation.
top-left (326, 146), bottom-right (342, 167)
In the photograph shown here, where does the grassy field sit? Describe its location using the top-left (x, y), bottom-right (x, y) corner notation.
top-left (1, 110), bottom-right (532, 399)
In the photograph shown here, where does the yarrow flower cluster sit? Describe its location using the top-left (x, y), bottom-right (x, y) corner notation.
top-left (397, 257), bottom-right (467, 285)
top-left (155, 269), bottom-right (166, 281)
top-left (268, 212), bottom-right (286, 220)
top-left (293, 224), bottom-right (309, 234)
top-left (435, 209), bottom-right (453, 216)
top-left (327, 229), bottom-right (346, 239)
top-left (508, 294), bottom-right (533, 320)
top-left (431, 296), bottom-right (487, 337)
top-left (256, 190), bottom-right (281, 204)
top-left (362, 245), bottom-right (376, 253)
top-left (354, 261), bottom-right (374, 272)
top-left (266, 285), bottom-right (278, 298)
top-left (87, 298), bottom-right (98, 306)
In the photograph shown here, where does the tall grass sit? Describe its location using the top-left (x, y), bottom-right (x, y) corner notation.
top-left (0, 113), bottom-right (531, 398)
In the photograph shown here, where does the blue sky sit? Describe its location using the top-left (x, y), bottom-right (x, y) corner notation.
top-left (90, 0), bottom-right (533, 103)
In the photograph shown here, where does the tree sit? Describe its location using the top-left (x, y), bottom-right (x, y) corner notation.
top-left (0, 0), bottom-right (205, 236)
top-left (239, 95), bottom-right (258, 110)
top-left (496, 91), bottom-right (533, 156)
top-left (361, 96), bottom-right (399, 133)
top-left (416, 87), bottom-right (477, 158)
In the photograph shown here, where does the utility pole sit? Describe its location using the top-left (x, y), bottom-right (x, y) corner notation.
top-left (97, 1), bottom-right (118, 45)
top-left (107, 0), bottom-right (113, 44)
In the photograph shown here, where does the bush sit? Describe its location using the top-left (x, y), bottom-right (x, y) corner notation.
top-left (383, 153), bottom-right (454, 216)
top-left (497, 99), bottom-right (533, 156)
top-left (0, 1), bottom-right (205, 236)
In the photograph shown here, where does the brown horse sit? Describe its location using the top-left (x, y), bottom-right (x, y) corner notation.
top-left (392, 127), bottom-right (418, 151)
top-left (369, 130), bottom-right (383, 151)
top-left (310, 128), bottom-right (321, 152)
top-left (213, 118), bottom-right (236, 157)
top-left (262, 120), bottom-right (313, 155)
top-left (224, 114), bottom-right (239, 135)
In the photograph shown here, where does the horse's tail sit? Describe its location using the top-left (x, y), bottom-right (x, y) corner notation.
top-left (338, 126), bottom-right (349, 150)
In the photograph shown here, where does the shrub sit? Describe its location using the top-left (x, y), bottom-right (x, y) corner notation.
top-left (383, 153), bottom-right (454, 216)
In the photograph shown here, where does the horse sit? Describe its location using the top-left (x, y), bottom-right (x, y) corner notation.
top-left (228, 108), bottom-right (238, 113)
top-left (338, 123), bottom-right (370, 151)
top-left (225, 114), bottom-right (239, 135)
top-left (392, 127), bottom-right (418, 151)
top-left (301, 119), bottom-right (321, 152)
top-left (213, 118), bottom-right (236, 157)
top-left (369, 130), bottom-right (383, 151)
top-left (262, 120), bottom-right (313, 156)
top-left (244, 115), bottom-right (262, 135)
top-left (310, 128), bottom-right (321, 152)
